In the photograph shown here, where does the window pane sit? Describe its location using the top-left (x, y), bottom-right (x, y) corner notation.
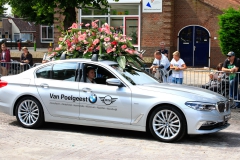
top-left (42, 27), bottom-right (47, 38)
top-left (14, 33), bottom-right (20, 41)
top-left (20, 33), bottom-right (33, 42)
top-left (195, 28), bottom-right (209, 44)
top-left (111, 5), bottom-right (138, 15)
top-left (52, 63), bottom-right (77, 81)
top-left (82, 64), bottom-right (116, 85)
top-left (180, 28), bottom-right (192, 44)
top-left (48, 27), bottom-right (53, 38)
top-left (125, 18), bottom-right (138, 44)
top-left (36, 65), bottom-right (52, 79)
top-left (110, 18), bottom-right (123, 34)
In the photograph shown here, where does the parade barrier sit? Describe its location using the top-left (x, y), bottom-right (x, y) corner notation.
top-left (0, 61), bottom-right (31, 76)
top-left (147, 68), bottom-right (240, 105)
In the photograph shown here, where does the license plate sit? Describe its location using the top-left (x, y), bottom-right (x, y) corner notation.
top-left (224, 114), bottom-right (231, 121)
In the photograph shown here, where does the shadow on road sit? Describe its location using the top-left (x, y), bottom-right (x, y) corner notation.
top-left (9, 120), bottom-right (240, 147)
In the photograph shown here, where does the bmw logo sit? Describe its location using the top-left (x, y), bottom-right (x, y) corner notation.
top-left (89, 94), bottom-right (97, 104)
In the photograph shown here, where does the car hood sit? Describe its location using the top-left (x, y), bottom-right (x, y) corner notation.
top-left (137, 83), bottom-right (227, 102)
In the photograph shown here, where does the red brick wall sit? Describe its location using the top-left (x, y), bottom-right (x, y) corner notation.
top-left (141, 0), bottom-right (175, 62)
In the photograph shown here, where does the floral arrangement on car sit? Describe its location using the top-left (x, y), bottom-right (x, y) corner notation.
top-left (54, 20), bottom-right (145, 69)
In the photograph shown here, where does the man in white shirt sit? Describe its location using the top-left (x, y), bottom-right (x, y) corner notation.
top-left (150, 51), bottom-right (170, 82)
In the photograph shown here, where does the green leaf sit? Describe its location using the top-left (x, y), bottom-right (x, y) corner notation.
top-left (117, 56), bottom-right (126, 69)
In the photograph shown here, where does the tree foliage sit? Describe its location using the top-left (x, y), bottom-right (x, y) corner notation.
top-left (218, 8), bottom-right (240, 57)
top-left (6, 0), bottom-right (119, 30)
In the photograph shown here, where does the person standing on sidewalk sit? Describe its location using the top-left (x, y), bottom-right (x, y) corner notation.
top-left (222, 51), bottom-right (240, 108)
top-left (170, 51), bottom-right (187, 84)
top-left (20, 47), bottom-right (33, 71)
top-left (158, 42), bottom-right (168, 59)
top-left (0, 43), bottom-right (11, 76)
top-left (150, 50), bottom-right (170, 83)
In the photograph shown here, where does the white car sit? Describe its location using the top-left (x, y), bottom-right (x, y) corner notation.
top-left (0, 59), bottom-right (232, 142)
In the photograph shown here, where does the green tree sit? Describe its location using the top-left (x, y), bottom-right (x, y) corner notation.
top-left (218, 8), bottom-right (240, 57)
top-left (7, 0), bottom-right (119, 30)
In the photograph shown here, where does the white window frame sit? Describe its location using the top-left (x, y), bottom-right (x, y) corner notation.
top-left (41, 25), bottom-right (54, 43)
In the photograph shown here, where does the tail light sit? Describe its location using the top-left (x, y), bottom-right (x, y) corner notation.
top-left (0, 80), bottom-right (8, 88)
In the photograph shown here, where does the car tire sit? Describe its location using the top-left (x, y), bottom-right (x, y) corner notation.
top-left (15, 97), bottom-right (44, 128)
top-left (148, 105), bottom-right (186, 142)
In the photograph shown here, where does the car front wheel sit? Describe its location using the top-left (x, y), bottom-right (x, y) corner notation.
top-left (15, 97), bottom-right (44, 128)
top-left (149, 106), bottom-right (186, 142)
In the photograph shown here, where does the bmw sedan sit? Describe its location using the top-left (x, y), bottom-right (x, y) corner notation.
top-left (0, 59), bottom-right (232, 142)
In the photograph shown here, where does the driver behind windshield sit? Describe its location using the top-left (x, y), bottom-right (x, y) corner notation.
top-left (86, 67), bottom-right (96, 83)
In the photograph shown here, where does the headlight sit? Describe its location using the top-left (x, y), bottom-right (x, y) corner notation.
top-left (185, 101), bottom-right (216, 111)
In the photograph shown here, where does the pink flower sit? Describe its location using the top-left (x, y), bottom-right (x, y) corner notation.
top-left (78, 34), bottom-right (86, 41)
top-left (104, 37), bottom-right (110, 42)
top-left (121, 45), bottom-right (127, 49)
top-left (69, 23), bottom-right (78, 29)
top-left (103, 23), bottom-right (110, 34)
top-left (50, 52), bottom-right (57, 56)
top-left (85, 23), bottom-right (90, 27)
top-left (91, 22), bottom-right (98, 28)
top-left (96, 46), bottom-right (100, 50)
top-left (55, 47), bottom-right (61, 51)
top-left (88, 47), bottom-right (93, 52)
top-left (59, 37), bottom-right (64, 41)
top-left (93, 39), bottom-right (100, 45)
top-left (76, 46), bottom-right (81, 50)
top-left (106, 47), bottom-right (113, 53)
top-left (94, 19), bottom-right (99, 23)
top-left (125, 49), bottom-right (134, 54)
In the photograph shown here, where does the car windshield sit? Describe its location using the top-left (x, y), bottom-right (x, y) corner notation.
top-left (110, 64), bottom-right (159, 85)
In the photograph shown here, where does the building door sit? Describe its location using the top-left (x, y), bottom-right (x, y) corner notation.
top-left (178, 26), bottom-right (210, 67)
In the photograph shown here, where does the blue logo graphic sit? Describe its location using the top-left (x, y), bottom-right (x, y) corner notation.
top-left (89, 94), bottom-right (97, 104)
top-left (146, 2), bottom-right (151, 8)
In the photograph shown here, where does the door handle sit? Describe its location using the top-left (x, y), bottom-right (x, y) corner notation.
top-left (194, 46), bottom-right (196, 51)
top-left (40, 83), bottom-right (49, 89)
top-left (82, 88), bottom-right (92, 93)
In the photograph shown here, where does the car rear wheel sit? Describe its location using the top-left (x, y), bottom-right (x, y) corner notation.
top-left (149, 106), bottom-right (186, 142)
top-left (15, 97), bottom-right (44, 128)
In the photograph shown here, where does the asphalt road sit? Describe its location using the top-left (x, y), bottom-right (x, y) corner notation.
top-left (1, 109), bottom-right (240, 160)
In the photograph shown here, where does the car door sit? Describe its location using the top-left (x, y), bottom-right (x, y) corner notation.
top-left (79, 63), bottom-right (132, 124)
top-left (35, 62), bottom-right (80, 119)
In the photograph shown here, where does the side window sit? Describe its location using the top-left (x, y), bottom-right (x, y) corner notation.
top-left (36, 65), bottom-right (52, 79)
top-left (82, 64), bottom-right (116, 85)
top-left (52, 62), bottom-right (77, 81)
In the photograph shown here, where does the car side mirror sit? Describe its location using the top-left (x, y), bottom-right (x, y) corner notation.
top-left (106, 78), bottom-right (124, 87)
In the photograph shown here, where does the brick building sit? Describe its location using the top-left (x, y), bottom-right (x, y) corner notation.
top-left (54, 0), bottom-right (240, 67)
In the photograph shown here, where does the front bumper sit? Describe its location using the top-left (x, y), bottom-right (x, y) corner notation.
top-left (186, 108), bottom-right (231, 134)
